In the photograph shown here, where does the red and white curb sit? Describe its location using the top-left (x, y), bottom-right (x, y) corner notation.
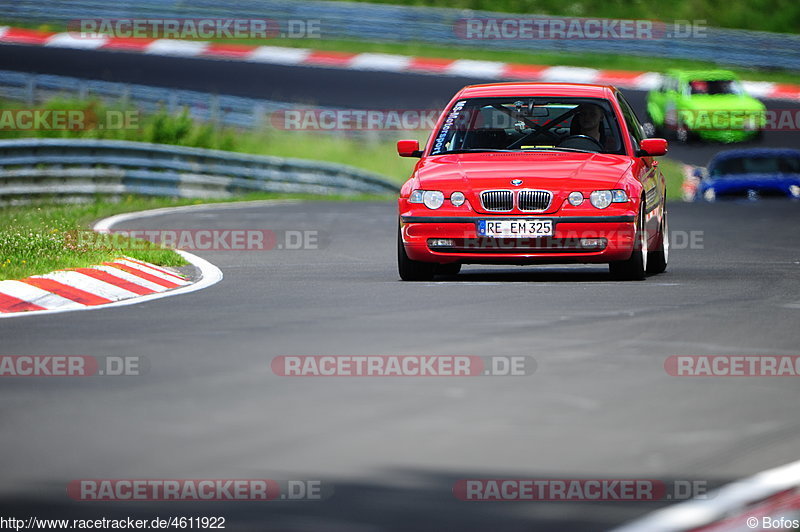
top-left (0, 258), bottom-right (191, 314)
top-left (0, 212), bottom-right (224, 319)
top-left (614, 459), bottom-right (800, 531)
top-left (1, 26), bottom-right (799, 102)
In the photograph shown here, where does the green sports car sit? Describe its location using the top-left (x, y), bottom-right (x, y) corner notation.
top-left (646, 69), bottom-right (766, 143)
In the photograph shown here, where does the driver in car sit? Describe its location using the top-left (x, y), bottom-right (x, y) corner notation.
top-left (573, 103), bottom-right (604, 143)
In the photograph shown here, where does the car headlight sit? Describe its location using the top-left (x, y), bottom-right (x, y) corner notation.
top-left (409, 190), bottom-right (446, 209)
top-left (590, 190), bottom-right (628, 209)
top-left (450, 191), bottom-right (466, 207)
top-left (568, 191), bottom-right (584, 206)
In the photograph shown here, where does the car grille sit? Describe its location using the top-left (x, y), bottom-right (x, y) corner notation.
top-left (480, 189), bottom-right (552, 211)
top-left (518, 190), bottom-right (552, 211)
top-left (480, 190), bottom-right (513, 211)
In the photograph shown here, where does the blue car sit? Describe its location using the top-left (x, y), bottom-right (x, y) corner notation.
top-left (695, 148), bottom-right (800, 201)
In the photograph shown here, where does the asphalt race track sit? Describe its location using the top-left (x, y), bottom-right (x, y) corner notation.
top-left (3, 44), bottom-right (800, 166)
top-left (1, 199), bottom-right (799, 530)
top-left (1, 43), bottom-right (800, 531)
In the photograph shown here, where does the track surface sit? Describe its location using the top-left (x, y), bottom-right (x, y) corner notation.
top-left (1, 43), bottom-right (800, 530)
top-left (3, 44), bottom-right (800, 166)
top-left (1, 200), bottom-right (799, 530)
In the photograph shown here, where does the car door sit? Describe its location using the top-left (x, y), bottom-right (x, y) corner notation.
top-left (618, 92), bottom-right (665, 238)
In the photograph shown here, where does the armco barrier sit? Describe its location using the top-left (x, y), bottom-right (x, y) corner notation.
top-left (0, 69), bottom-right (301, 131)
top-left (0, 138), bottom-right (397, 203)
top-left (0, 0), bottom-right (798, 69)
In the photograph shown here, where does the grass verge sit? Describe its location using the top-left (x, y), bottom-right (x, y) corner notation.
top-left (0, 192), bottom-right (391, 281)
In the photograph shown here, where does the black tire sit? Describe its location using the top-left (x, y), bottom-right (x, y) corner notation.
top-left (609, 206), bottom-right (647, 281)
top-left (437, 263), bottom-right (461, 276)
top-left (398, 226), bottom-right (436, 281)
top-left (646, 210), bottom-right (668, 275)
top-left (675, 122), bottom-right (690, 143)
top-left (643, 111), bottom-right (659, 137)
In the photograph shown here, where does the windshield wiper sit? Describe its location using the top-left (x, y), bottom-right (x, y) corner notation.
top-left (519, 147), bottom-right (596, 154)
top-left (436, 147), bottom-right (598, 155)
top-left (436, 148), bottom-right (518, 154)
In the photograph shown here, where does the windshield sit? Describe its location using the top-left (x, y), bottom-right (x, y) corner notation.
top-left (711, 155), bottom-right (800, 176)
top-left (429, 97), bottom-right (625, 156)
top-left (689, 79), bottom-right (743, 95)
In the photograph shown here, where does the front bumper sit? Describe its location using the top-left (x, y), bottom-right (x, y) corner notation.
top-left (695, 128), bottom-right (759, 143)
top-left (400, 214), bottom-right (637, 264)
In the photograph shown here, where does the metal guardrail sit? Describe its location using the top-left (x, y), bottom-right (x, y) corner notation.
top-left (1, 0), bottom-right (799, 69)
top-left (0, 138), bottom-right (398, 203)
top-left (0, 69), bottom-right (302, 131)
top-left (0, 70), bottom-right (399, 140)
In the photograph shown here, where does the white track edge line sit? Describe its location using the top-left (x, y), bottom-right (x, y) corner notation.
top-left (0, 199), bottom-right (299, 318)
top-left (613, 458), bottom-right (800, 532)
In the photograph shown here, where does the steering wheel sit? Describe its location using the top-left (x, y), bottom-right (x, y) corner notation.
top-left (558, 134), bottom-right (603, 151)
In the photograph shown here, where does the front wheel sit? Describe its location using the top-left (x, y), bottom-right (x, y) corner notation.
top-left (646, 211), bottom-right (669, 275)
top-left (398, 226), bottom-right (436, 281)
top-left (609, 207), bottom-right (647, 281)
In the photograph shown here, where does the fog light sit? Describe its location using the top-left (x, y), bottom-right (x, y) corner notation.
top-left (450, 191), bottom-right (466, 206)
top-left (428, 238), bottom-right (455, 248)
top-left (580, 238), bottom-right (606, 249)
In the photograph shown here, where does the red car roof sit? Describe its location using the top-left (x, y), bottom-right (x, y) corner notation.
top-left (457, 82), bottom-right (617, 99)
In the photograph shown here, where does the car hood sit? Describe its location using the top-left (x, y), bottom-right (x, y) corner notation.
top-left (415, 152), bottom-right (633, 214)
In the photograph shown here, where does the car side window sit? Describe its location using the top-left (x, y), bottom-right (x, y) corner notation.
top-left (616, 93), bottom-right (645, 146)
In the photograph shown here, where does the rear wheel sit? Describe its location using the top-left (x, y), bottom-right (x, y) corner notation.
top-left (646, 210), bottom-right (669, 275)
top-left (398, 226), bottom-right (436, 281)
top-left (643, 111), bottom-right (659, 137)
top-left (609, 206), bottom-right (647, 281)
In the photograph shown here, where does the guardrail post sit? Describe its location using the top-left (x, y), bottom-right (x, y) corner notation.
top-left (78, 80), bottom-right (88, 101)
top-left (210, 94), bottom-right (219, 125)
top-left (121, 84), bottom-right (131, 106)
top-left (25, 74), bottom-right (36, 106)
top-left (253, 103), bottom-right (266, 129)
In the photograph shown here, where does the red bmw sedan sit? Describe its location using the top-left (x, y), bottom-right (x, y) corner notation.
top-left (397, 82), bottom-right (669, 281)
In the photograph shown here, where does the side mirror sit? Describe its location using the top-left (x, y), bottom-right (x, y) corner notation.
top-left (692, 167), bottom-right (708, 180)
top-left (637, 138), bottom-right (668, 157)
top-left (397, 139), bottom-right (422, 158)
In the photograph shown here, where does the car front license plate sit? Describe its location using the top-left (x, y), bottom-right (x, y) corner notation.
top-left (478, 219), bottom-right (553, 238)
